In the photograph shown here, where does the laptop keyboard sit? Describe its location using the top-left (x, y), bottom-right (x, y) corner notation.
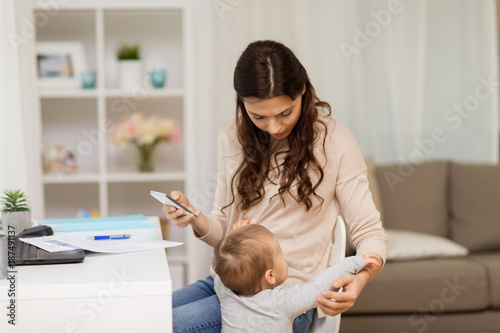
top-left (15, 240), bottom-right (39, 260)
top-left (13, 238), bottom-right (85, 266)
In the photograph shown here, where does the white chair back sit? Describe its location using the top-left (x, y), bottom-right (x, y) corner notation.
top-left (308, 215), bottom-right (347, 333)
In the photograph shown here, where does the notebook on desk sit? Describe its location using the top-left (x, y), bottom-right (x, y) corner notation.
top-left (14, 238), bottom-right (85, 266)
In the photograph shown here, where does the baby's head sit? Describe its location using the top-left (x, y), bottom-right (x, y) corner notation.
top-left (213, 224), bottom-right (288, 296)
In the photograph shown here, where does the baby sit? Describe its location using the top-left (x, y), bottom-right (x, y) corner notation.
top-left (213, 224), bottom-right (379, 332)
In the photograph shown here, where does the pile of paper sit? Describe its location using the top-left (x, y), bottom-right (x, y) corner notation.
top-left (20, 234), bottom-right (182, 254)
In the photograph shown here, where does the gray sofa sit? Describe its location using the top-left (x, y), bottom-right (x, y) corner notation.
top-left (341, 161), bottom-right (500, 333)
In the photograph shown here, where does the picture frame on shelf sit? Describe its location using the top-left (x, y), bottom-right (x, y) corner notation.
top-left (36, 41), bottom-right (88, 90)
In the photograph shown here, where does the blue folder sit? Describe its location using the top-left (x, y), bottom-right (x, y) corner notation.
top-left (38, 214), bottom-right (154, 232)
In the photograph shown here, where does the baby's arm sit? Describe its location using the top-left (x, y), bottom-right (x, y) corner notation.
top-left (276, 256), bottom-right (371, 319)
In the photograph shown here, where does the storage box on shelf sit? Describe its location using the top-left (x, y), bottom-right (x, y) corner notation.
top-left (33, 0), bottom-right (197, 287)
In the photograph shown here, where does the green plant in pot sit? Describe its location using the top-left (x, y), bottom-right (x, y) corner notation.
top-left (116, 43), bottom-right (141, 60)
top-left (116, 42), bottom-right (143, 90)
top-left (1, 189), bottom-right (32, 235)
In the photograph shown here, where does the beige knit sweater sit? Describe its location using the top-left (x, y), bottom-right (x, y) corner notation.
top-left (199, 113), bottom-right (388, 287)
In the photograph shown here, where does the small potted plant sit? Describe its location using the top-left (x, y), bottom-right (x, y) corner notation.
top-left (116, 42), bottom-right (143, 90)
top-left (1, 189), bottom-right (32, 235)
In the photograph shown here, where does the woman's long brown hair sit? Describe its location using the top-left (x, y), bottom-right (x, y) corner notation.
top-left (225, 40), bottom-right (332, 212)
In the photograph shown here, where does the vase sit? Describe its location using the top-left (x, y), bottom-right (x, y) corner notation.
top-left (1, 211), bottom-right (32, 235)
top-left (81, 70), bottom-right (97, 89)
top-left (0, 234), bottom-right (7, 279)
top-left (137, 144), bottom-right (156, 172)
top-left (118, 60), bottom-right (143, 90)
top-left (149, 70), bottom-right (168, 88)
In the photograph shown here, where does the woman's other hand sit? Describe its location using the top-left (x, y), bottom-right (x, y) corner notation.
top-left (315, 274), bottom-right (365, 316)
top-left (162, 191), bottom-right (200, 228)
top-left (316, 254), bottom-right (383, 316)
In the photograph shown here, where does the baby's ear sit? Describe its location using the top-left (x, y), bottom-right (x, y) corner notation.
top-left (264, 268), bottom-right (276, 285)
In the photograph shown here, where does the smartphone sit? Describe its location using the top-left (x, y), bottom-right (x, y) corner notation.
top-left (150, 190), bottom-right (197, 219)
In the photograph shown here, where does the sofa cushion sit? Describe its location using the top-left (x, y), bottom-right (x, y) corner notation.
top-left (468, 253), bottom-right (500, 310)
top-left (386, 229), bottom-right (468, 261)
top-left (449, 162), bottom-right (500, 251)
top-left (347, 258), bottom-right (489, 314)
top-left (342, 311), bottom-right (500, 333)
top-left (375, 161), bottom-right (448, 237)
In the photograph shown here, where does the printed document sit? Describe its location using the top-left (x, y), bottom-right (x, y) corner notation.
top-left (20, 234), bottom-right (183, 253)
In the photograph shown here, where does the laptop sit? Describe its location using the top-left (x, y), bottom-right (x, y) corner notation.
top-left (13, 226), bottom-right (85, 266)
top-left (14, 239), bottom-right (85, 265)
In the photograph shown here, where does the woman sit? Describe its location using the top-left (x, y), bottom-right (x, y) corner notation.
top-left (164, 40), bottom-right (387, 333)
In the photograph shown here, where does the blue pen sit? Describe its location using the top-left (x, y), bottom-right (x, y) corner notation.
top-left (88, 234), bottom-right (131, 240)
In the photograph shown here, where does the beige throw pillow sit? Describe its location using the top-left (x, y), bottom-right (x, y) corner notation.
top-left (386, 229), bottom-right (469, 261)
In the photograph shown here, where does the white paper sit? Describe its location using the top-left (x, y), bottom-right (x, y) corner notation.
top-left (18, 238), bottom-right (81, 252)
top-left (20, 235), bottom-right (183, 253)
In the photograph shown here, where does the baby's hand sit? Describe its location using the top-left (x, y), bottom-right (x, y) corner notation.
top-left (231, 219), bottom-right (251, 232)
top-left (362, 253), bottom-right (382, 268)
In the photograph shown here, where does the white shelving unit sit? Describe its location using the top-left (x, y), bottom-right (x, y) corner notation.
top-left (32, 0), bottom-right (198, 287)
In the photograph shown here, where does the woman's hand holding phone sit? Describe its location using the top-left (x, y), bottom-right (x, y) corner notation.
top-left (161, 191), bottom-right (201, 228)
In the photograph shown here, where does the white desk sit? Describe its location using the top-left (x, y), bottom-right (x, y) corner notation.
top-left (0, 217), bottom-right (173, 333)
